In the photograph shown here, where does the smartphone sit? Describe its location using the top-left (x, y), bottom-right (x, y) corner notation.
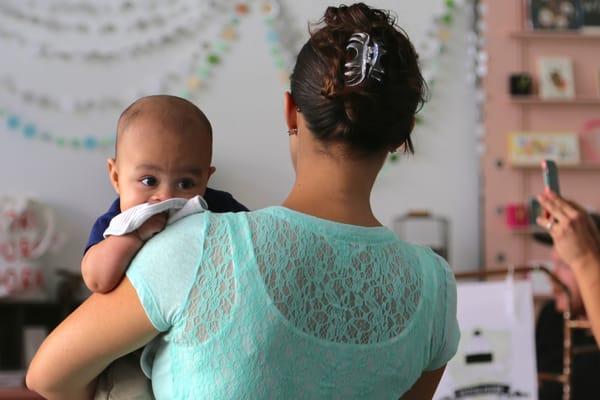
top-left (542, 159), bottom-right (560, 195)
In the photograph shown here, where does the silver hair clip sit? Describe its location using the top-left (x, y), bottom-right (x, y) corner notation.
top-left (344, 32), bottom-right (386, 87)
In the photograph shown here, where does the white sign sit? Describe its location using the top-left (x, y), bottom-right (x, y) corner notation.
top-left (434, 279), bottom-right (538, 400)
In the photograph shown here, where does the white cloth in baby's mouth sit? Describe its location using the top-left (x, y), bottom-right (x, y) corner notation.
top-left (103, 195), bottom-right (208, 238)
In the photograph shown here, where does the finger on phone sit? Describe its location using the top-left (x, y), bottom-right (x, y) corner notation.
top-left (536, 215), bottom-right (552, 230)
top-left (538, 194), bottom-right (562, 222)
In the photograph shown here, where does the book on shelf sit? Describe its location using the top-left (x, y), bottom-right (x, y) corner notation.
top-left (508, 131), bottom-right (580, 166)
top-left (527, 0), bottom-right (583, 30)
top-left (582, 0), bottom-right (600, 32)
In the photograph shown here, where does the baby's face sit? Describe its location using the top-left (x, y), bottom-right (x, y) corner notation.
top-left (109, 116), bottom-right (214, 211)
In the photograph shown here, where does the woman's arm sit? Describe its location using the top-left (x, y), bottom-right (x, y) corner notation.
top-left (571, 253), bottom-right (600, 344)
top-left (401, 366), bottom-right (446, 399)
top-left (26, 277), bottom-right (159, 399)
top-left (537, 191), bottom-right (600, 345)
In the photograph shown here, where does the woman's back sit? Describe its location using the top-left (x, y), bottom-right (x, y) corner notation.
top-left (25, 5), bottom-right (459, 399)
top-left (129, 208), bottom-right (459, 399)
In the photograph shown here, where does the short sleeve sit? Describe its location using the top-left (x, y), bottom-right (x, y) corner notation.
top-left (84, 198), bottom-right (121, 253)
top-left (126, 213), bottom-right (207, 331)
top-left (425, 253), bottom-right (460, 371)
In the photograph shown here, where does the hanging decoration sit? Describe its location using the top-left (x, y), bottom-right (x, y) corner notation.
top-left (0, 1), bottom-right (190, 36)
top-left (178, 14), bottom-right (243, 100)
top-left (0, 0), bottom-right (470, 153)
top-left (469, 0), bottom-right (487, 158)
top-left (0, 106), bottom-right (114, 151)
top-left (0, 14), bottom-right (242, 114)
top-left (0, 2), bottom-right (221, 62)
top-left (0, 1), bottom-right (247, 151)
top-left (260, 1), bottom-right (299, 85)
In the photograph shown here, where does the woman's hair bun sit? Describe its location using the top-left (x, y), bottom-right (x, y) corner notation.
top-left (290, 3), bottom-right (427, 154)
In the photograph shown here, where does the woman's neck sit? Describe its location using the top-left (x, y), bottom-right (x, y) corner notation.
top-left (282, 153), bottom-right (383, 227)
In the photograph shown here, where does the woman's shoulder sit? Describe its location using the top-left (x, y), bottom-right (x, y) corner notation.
top-left (409, 245), bottom-right (454, 285)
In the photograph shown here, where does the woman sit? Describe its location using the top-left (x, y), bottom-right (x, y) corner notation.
top-left (538, 190), bottom-right (600, 346)
top-left (27, 3), bottom-right (459, 398)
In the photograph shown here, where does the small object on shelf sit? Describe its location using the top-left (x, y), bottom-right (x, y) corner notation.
top-left (0, 198), bottom-right (59, 298)
top-left (509, 73), bottom-right (534, 95)
top-left (506, 202), bottom-right (530, 228)
top-left (580, 119), bottom-right (600, 163)
top-left (581, 0), bottom-right (600, 32)
top-left (508, 131), bottom-right (580, 165)
top-left (510, 30), bottom-right (600, 38)
top-left (511, 162), bottom-right (600, 170)
top-left (509, 225), bottom-right (546, 235)
top-left (538, 56), bottom-right (575, 99)
top-left (527, 0), bottom-right (583, 30)
top-left (528, 197), bottom-right (542, 225)
top-left (392, 210), bottom-right (450, 262)
top-left (510, 96), bottom-right (600, 105)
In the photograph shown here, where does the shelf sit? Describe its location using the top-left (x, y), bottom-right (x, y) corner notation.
top-left (509, 226), bottom-right (545, 235)
top-left (509, 163), bottom-right (600, 171)
top-left (0, 388), bottom-right (43, 400)
top-left (510, 31), bottom-right (600, 40)
top-left (510, 97), bottom-right (600, 106)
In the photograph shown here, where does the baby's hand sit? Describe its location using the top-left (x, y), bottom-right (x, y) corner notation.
top-left (136, 213), bottom-right (168, 241)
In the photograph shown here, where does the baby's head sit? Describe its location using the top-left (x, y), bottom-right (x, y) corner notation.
top-left (108, 95), bottom-right (215, 211)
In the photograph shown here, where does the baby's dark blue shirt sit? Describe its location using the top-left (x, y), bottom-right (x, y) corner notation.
top-left (84, 188), bottom-right (248, 252)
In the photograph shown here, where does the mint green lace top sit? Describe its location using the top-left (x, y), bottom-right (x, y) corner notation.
top-left (127, 207), bottom-right (459, 399)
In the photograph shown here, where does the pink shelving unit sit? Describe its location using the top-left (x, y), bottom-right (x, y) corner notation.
top-left (482, 0), bottom-right (600, 267)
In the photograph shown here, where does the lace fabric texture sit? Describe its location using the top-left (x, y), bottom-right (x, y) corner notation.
top-left (131, 207), bottom-right (458, 399)
top-left (249, 212), bottom-right (423, 345)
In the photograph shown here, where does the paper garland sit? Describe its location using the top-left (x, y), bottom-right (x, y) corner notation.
top-left (0, 15), bottom-right (242, 113)
top-left (1, 0), bottom-right (469, 153)
top-left (1, 106), bottom-right (114, 150)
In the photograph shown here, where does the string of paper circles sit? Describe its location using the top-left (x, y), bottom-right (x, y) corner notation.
top-left (0, 0), bottom-right (468, 153)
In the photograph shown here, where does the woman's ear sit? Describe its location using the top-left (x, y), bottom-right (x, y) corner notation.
top-left (107, 158), bottom-right (120, 194)
top-left (208, 166), bottom-right (216, 179)
top-left (284, 92), bottom-right (298, 131)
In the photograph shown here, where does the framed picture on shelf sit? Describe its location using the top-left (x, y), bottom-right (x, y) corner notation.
top-left (527, 0), bottom-right (583, 30)
top-left (538, 57), bottom-right (575, 99)
top-left (581, 0), bottom-right (600, 31)
top-left (508, 132), bottom-right (581, 166)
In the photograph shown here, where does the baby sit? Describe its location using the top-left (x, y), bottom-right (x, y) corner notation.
top-left (83, 95), bottom-right (247, 398)
top-left (83, 95), bottom-right (247, 293)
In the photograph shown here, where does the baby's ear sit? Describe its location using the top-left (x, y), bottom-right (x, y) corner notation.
top-left (107, 158), bottom-right (120, 194)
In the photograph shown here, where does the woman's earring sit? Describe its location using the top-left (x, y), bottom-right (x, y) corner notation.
top-left (287, 128), bottom-right (298, 136)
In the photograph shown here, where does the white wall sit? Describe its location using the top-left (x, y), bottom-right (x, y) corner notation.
top-left (0, 1), bottom-right (479, 296)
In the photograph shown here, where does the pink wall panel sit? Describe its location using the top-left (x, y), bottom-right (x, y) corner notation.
top-left (482, 0), bottom-right (600, 268)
